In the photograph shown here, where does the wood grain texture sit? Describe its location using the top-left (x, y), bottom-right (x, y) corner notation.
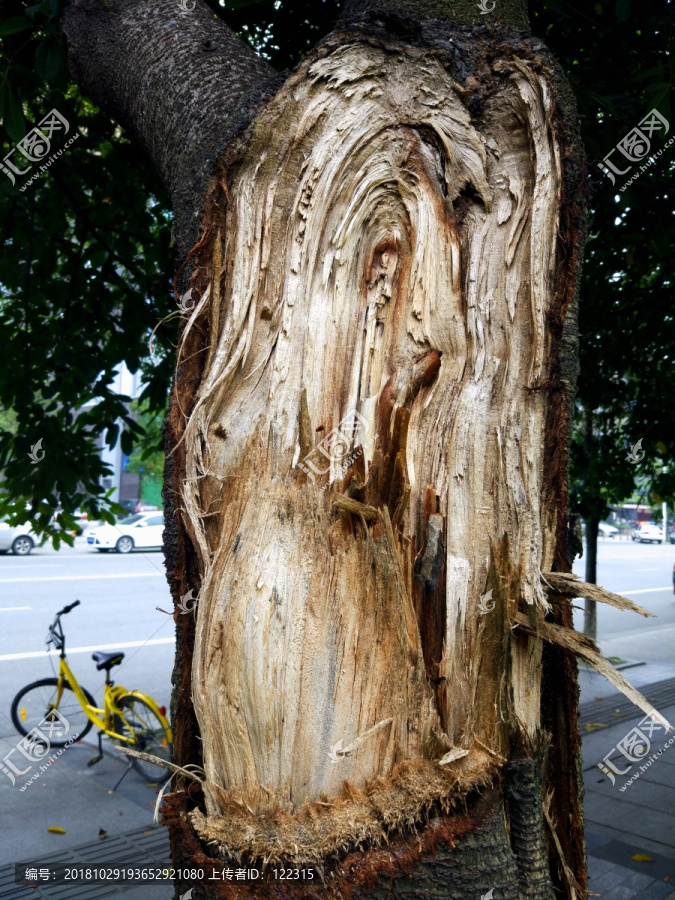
top-left (177, 34), bottom-right (564, 823)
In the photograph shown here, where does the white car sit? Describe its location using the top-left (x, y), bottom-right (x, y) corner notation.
top-left (631, 523), bottom-right (664, 544)
top-left (86, 512), bottom-right (165, 553)
top-left (0, 521), bottom-right (38, 556)
top-left (598, 522), bottom-right (619, 538)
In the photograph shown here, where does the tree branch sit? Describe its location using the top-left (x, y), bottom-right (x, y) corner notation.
top-left (62, 0), bottom-right (282, 260)
top-left (341, 0), bottom-right (529, 30)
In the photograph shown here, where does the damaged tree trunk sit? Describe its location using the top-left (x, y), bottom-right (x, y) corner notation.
top-left (64, 0), bottom-right (602, 897)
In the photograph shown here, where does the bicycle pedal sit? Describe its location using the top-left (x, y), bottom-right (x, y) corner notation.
top-left (87, 755), bottom-right (103, 767)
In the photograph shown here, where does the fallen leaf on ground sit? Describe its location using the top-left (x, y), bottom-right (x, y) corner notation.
top-left (47, 827), bottom-right (66, 834)
top-left (98, 829), bottom-right (107, 840)
top-left (631, 854), bottom-right (653, 862)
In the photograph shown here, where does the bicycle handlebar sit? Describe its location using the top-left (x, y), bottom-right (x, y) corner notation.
top-left (46, 600), bottom-right (80, 651)
top-left (57, 599), bottom-right (80, 616)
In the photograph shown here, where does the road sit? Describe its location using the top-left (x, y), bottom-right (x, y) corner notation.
top-left (572, 536), bottom-right (675, 663)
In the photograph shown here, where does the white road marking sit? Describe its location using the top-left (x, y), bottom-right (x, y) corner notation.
top-left (0, 564), bottom-right (62, 569)
top-left (0, 606), bottom-right (31, 611)
top-left (0, 572), bottom-right (164, 583)
top-left (635, 568), bottom-right (659, 571)
top-left (620, 586), bottom-right (671, 595)
top-left (0, 637), bottom-right (175, 662)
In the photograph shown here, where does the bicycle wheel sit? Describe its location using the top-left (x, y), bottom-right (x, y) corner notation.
top-left (11, 678), bottom-right (96, 747)
top-left (111, 695), bottom-right (172, 783)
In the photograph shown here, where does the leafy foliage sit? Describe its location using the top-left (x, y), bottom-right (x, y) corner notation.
top-left (124, 399), bottom-right (167, 484)
top-left (0, 0), bottom-right (174, 540)
top-left (532, 0), bottom-right (675, 525)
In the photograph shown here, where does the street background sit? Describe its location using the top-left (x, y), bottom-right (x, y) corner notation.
top-left (1, 534), bottom-right (674, 898)
top-left (0, 537), bottom-right (175, 898)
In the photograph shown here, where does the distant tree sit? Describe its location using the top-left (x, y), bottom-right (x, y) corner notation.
top-left (123, 399), bottom-right (166, 502)
top-left (534, 0), bottom-right (675, 635)
top-left (0, 0), bottom-right (174, 537)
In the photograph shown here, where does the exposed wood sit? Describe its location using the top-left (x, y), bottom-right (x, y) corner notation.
top-left (176, 30), bottom-right (570, 847)
top-left (514, 613), bottom-right (672, 731)
top-left (190, 749), bottom-right (497, 866)
top-left (542, 570), bottom-right (654, 617)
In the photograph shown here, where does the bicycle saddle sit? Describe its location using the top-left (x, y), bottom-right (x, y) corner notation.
top-left (91, 651), bottom-right (125, 671)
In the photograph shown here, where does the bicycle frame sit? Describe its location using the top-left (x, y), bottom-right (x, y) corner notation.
top-left (52, 656), bottom-right (172, 744)
top-left (44, 601), bottom-right (172, 748)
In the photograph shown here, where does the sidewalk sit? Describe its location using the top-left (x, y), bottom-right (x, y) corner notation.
top-left (0, 733), bottom-right (171, 898)
top-left (580, 661), bottom-right (675, 899)
top-left (2, 662), bottom-right (674, 898)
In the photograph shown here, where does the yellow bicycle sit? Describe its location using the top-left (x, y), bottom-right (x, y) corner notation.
top-left (11, 600), bottom-right (172, 786)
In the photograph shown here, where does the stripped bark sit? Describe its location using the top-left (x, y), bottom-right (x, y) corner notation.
top-left (170, 19), bottom-right (586, 898)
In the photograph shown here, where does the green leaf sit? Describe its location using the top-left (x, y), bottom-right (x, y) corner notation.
top-left (0, 87), bottom-right (26, 141)
top-left (35, 38), bottom-right (64, 83)
top-left (0, 17), bottom-right (33, 37)
top-left (120, 429), bottom-right (135, 455)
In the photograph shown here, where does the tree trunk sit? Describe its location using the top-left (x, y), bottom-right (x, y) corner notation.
top-left (584, 517), bottom-right (600, 639)
top-left (64, 1), bottom-right (592, 897)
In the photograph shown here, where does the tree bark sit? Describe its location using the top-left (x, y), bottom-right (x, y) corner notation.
top-left (584, 518), bottom-right (599, 639)
top-left (63, 0), bottom-right (283, 259)
top-left (63, 1), bottom-right (592, 898)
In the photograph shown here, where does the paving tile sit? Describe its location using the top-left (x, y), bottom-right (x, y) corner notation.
top-left (585, 825), bottom-right (675, 865)
top-left (587, 761), bottom-right (675, 791)
top-left (590, 865), bottom-right (639, 894)
top-left (589, 856), bottom-right (620, 879)
top-left (582, 791), bottom-right (675, 852)
top-left (585, 775), bottom-right (675, 812)
top-left (588, 837), bottom-right (675, 881)
top-left (632, 882), bottom-right (674, 900)
top-left (633, 763), bottom-right (675, 787)
top-left (588, 833), bottom-right (616, 854)
top-left (603, 872), bottom-right (658, 900)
